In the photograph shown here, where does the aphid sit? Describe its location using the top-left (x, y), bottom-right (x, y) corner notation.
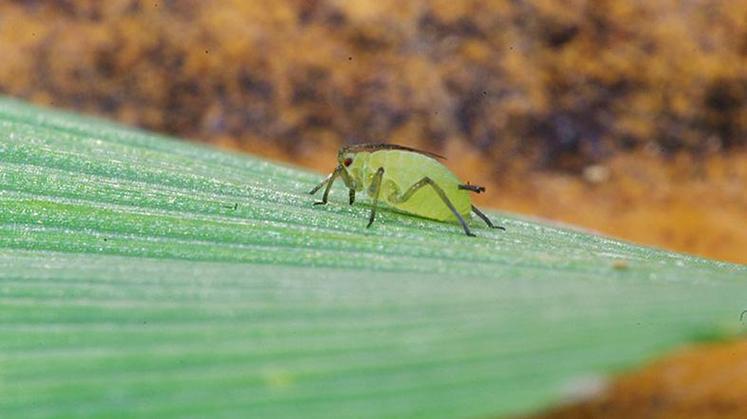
top-left (309, 143), bottom-right (505, 236)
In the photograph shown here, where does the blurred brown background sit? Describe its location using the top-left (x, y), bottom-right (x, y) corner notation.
top-left (0, 1), bottom-right (746, 417)
top-left (1, 0), bottom-right (745, 264)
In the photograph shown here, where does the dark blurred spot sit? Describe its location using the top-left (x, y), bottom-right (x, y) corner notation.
top-left (706, 79), bottom-right (742, 112)
top-left (297, 0), bottom-right (320, 25)
top-left (350, 30), bottom-right (391, 52)
top-left (239, 71), bottom-right (273, 100)
top-left (291, 66), bottom-right (329, 104)
top-left (95, 49), bottom-right (117, 78)
top-left (325, 8), bottom-right (347, 27)
top-left (533, 110), bottom-right (604, 172)
top-left (419, 12), bottom-right (484, 39)
top-left (703, 78), bottom-right (746, 149)
top-left (298, 1), bottom-right (347, 28)
top-left (456, 94), bottom-right (481, 137)
top-left (544, 23), bottom-right (580, 48)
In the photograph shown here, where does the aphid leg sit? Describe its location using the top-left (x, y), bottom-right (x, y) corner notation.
top-left (349, 188), bottom-right (356, 205)
top-left (312, 165), bottom-right (342, 205)
top-left (393, 177), bottom-right (475, 237)
top-left (309, 171), bottom-right (333, 195)
top-left (471, 205), bottom-right (506, 230)
top-left (366, 167), bottom-right (385, 228)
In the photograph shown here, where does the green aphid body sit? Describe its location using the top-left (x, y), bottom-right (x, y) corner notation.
top-left (348, 149), bottom-right (470, 222)
top-left (309, 143), bottom-right (504, 236)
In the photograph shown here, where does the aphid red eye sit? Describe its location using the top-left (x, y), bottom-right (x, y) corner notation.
top-left (343, 158), bottom-right (353, 167)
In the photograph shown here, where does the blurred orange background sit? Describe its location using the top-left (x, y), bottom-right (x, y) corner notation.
top-left (1, 0), bottom-right (744, 264)
top-left (1, 0), bottom-right (745, 264)
top-left (1, 1), bottom-right (746, 417)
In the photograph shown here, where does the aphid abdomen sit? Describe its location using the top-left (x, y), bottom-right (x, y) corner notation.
top-left (389, 177), bottom-right (471, 222)
top-left (367, 150), bottom-right (471, 222)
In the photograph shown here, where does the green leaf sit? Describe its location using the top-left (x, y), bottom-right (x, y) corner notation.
top-left (0, 96), bottom-right (744, 418)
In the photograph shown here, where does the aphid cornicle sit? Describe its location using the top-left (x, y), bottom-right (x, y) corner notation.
top-left (309, 143), bottom-right (505, 236)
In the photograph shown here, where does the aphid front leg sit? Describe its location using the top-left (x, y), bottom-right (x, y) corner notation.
top-left (338, 167), bottom-right (357, 205)
top-left (471, 205), bottom-right (505, 230)
top-left (309, 170), bottom-right (333, 195)
top-left (310, 165), bottom-right (341, 205)
top-left (366, 167), bottom-right (385, 228)
top-left (392, 177), bottom-right (476, 237)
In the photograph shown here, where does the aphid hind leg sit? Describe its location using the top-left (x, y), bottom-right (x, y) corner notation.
top-left (311, 165), bottom-right (341, 205)
top-left (471, 205), bottom-right (505, 230)
top-left (391, 177), bottom-right (475, 237)
top-left (366, 167), bottom-right (385, 228)
top-left (349, 188), bottom-right (356, 205)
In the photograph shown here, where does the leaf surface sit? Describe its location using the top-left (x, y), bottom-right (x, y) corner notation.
top-left (0, 97), bottom-right (745, 418)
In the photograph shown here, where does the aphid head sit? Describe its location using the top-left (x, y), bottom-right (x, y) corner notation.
top-left (337, 146), bottom-right (363, 170)
top-left (340, 154), bottom-right (355, 168)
